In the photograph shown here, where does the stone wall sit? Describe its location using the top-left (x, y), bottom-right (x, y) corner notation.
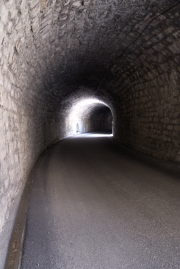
top-left (0, 1), bottom-right (61, 267)
top-left (114, 78), bottom-right (180, 163)
top-left (0, 82), bottom-right (61, 267)
top-left (102, 2), bottom-right (180, 163)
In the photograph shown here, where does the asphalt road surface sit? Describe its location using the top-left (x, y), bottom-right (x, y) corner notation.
top-left (21, 134), bottom-right (180, 269)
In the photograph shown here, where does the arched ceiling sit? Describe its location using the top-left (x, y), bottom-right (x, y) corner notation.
top-left (1, 0), bottom-right (180, 112)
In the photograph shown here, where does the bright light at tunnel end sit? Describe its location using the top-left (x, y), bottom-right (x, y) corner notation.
top-left (81, 133), bottom-right (113, 138)
top-left (75, 98), bottom-right (108, 107)
top-left (66, 98), bottom-right (112, 137)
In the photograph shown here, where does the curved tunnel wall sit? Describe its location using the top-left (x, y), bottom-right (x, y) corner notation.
top-left (0, 0), bottom-right (180, 266)
top-left (85, 106), bottom-right (113, 133)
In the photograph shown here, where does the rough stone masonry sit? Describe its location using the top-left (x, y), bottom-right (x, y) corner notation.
top-left (0, 0), bottom-right (180, 267)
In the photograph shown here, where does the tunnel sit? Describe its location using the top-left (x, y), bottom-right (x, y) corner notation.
top-left (0, 0), bottom-right (180, 268)
top-left (84, 104), bottom-right (113, 134)
top-left (66, 97), bottom-right (113, 135)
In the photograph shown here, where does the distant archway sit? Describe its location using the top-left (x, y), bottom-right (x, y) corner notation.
top-left (66, 98), bottom-right (113, 136)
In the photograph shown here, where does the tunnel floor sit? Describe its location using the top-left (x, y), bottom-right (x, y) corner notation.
top-left (21, 134), bottom-right (180, 269)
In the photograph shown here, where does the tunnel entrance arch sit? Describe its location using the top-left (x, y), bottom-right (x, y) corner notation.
top-left (66, 98), bottom-right (113, 137)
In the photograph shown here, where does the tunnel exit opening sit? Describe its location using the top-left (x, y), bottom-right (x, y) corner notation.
top-left (66, 98), bottom-right (113, 137)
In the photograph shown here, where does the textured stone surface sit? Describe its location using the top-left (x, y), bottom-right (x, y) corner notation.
top-left (0, 0), bottom-right (180, 266)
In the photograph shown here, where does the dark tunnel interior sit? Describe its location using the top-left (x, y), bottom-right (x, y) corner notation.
top-left (85, 105), bottom-right (113, 134)
top-left (1, 0), bottom-right (180, 266)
